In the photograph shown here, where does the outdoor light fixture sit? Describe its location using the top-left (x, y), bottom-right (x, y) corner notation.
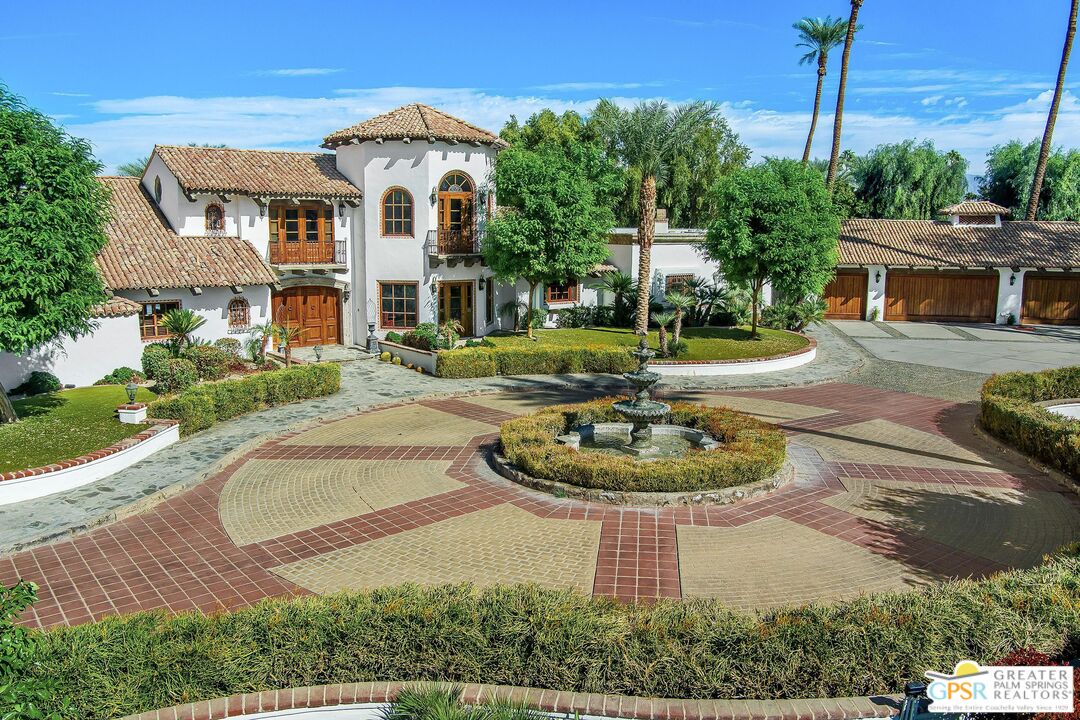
top-left (478, 276), bottom-right (486, 291)
top-left (875, 271), bottom-right (881, 283)
top-left (313, 345), bottom-right (323, 362)
top-left (429, 187), bottom-right (438, 205)
top-left (338, 202), bottom-right (345, 218)
top-left (124, 382), bottom-right (138, 404)
top-left (1010, 273), bottom-right (1016, 286)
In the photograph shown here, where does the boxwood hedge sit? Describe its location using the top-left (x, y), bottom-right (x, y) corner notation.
top-left (437, 346), bottom-right (637, 379)
top-left (980, 366), bottom-right (1080, 478)
top-left (29, 545), bottom-right (1080, 720)
top-left (499, 398), bottom-right (786, 492)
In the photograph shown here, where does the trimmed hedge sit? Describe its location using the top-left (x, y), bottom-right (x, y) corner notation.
top-left (437, 345), bottom-right (637, 379)
top-left (154, 358), bottom-right (198, 394)
top-left (499, 398), bottom-right (786, 492)
top-left (980, 366), bottom-right (1080, 478)
top-left (148, 363), bottom-right (341, 436)
top-left (31, 546), bottom-right (1080, 719)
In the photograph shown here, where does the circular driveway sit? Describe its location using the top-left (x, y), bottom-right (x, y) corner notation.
top-left (4, 383), bottom-right (1079, 627)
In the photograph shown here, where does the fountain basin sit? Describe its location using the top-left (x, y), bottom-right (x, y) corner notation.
top-left (1044, 401), bottom-right (1080, 421)
top-left (557, 423), bottom-right (718, 459)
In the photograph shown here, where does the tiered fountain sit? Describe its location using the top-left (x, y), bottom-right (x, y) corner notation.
top-left (612, 335), bottom-right (672, 455)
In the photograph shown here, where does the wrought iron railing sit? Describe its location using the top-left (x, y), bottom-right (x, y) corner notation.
top-left (426, 228), bottom-right (482, 255)
top-left (269, 239), bottom-right (346, 265)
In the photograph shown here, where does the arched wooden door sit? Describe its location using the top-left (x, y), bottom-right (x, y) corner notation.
top-left (437, 171), bottom-right (475, 253)
top-left (272, 286), bottom-right (341, 346)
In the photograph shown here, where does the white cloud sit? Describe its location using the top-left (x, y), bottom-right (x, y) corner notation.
top-left (50, 91), bottom-right (90, 97)
top-left (921, 95), bottom-right (943, 106)
top-left (258, 68), bottom-right (344, 77)
top-left (532, 82), bottom-right (660, 92)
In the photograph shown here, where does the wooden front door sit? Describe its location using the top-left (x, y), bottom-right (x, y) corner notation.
top-left (438, 281), bottom-right (474, 336)
top-left (884, 272), bottom-right (997, 323)
top-left (438, 193), bottom-right (474, 253)
top-left (272, 286), bottom-right (341, 347)
top-left (823, 271), bottom-right (868, 320)
top-left (1022, 274), bottom-right (1080, 325)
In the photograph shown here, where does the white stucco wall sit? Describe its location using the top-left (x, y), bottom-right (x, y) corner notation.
top-left (866, 265), bottom-right (887, 320)
top-left (142, 154), bottom-right (182, 231)
top-left (116, 286), bottom-right (271, 342)
top-left (0, 314), bottom-right (144, 389)
top-left (995, 267), bottom-right (1028, 324)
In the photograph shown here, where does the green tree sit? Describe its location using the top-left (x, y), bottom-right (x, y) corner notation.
top-left (979, 139), bottom-right (1080, 220)
top-left (593, 270), bottom-right (636, 326)
top-left (794, 16), bottom-right (851, 163)
top-left (650, 311), bottom-right (675, 357)
top-left (590, 99), bottom-right (719, 334)
top-left (1027, 0), bottom-right (1077, 219)
top-left (116, 156), bottom-right (149, 177)
top-left (704, 159), bottom-right (840, 338)
top-left (664, 290), bottom-right (695, 346)
top-left (853, 139), bottom-right (968, 219)
top-left (483, 144), bottom-right (615, 338)
top-left (160, 308), bottom-right (207, 352)
top-left (811, 151), bottom-right (861, 218)
top-left (0, 86), bottom-right (110, 423)
top-left (826, 0), bottom-right (865, 191)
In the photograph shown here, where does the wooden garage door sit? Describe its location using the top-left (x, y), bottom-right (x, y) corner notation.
top-left (272, 286), bottom-right (341, 347)
top-left (885, 272), bottom-right (997, 323)
top-left (823, 271), bottom-right (868, 320)
top-left (1022, 274), bottom-right (1080, 325)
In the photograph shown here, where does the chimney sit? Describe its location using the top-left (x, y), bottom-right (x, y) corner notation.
top-left (655, 208), bottom-right (669, 233)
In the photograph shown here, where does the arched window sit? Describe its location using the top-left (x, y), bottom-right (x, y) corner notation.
top-left (436, 171), bottom-right (475, 254)
top-left (205, 203), bottom-right (225, 235)
top-left (381, 187), bottom-right (413, 236)
top-left (153, 176), bottom-right (162, 204)
top-left (438, 172), bottom-right (473, 193)
top-left (228, 297), bottom-right (251, 330)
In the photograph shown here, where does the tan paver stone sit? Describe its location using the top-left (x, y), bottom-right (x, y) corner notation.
top-left (270, 504), bottom-right (601, 594)
top-left (824, 477), bottom-right (1080, 568)
top-left (465, 390), bottom-right (605, 415)
top-left (220, 459), bottom-right (463, 545)
top-left (283, 405), bottom-right (494, 446)
top-left (670, 393), bottom-right (836, 424)
top-left (677, 516), bottom-right (927, 610)
top-left (795, 418), bottom-right (1002, 472)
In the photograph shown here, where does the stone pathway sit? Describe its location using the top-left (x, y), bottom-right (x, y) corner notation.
top-left (4, 382), bottom-right (1077, 628)
top-left (0, 325), bottom-right (859, 554)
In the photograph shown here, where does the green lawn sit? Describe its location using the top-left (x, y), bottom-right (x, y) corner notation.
top-left (485, 326), bottom-right (809, 361)
top-left (0, 385), bottom-right (158, 473)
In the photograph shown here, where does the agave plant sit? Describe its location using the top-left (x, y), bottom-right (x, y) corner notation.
top-left (160, 309), bottom-right (207, 352)
top-left (650, 310), bottom-right (675, 357)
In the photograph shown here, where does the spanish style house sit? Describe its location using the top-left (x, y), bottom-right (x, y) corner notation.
top-left (1, 105), bottom-right (1078, 389)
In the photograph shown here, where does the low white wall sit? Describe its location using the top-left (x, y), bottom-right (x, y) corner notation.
top-left (0, 422), bottom-right (179, 506)
top-left (0, 314), bottom-right (144, 390)
top-left (651, 345), bottom-right (816, 376)
top-left (377, 340), bottom-right (438, 374)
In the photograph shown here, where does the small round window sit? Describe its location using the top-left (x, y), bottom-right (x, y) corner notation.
top-left (153, 176), bottom-right (162, 203)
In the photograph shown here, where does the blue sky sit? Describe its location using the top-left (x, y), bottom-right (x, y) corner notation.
top-left (2, 0), bottom-right (1077, 174)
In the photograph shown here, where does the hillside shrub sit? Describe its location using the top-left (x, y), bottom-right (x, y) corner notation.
top-left (10, 370), bottom-right (61, 396)
top-left (980, 366), bottom-right (1080, 478)
top-left (148, 363), bottom-right (340, 436)
top-left (153, 359), bottom-right (198, 394)
top-left (140, 344), bottom-right (171, 380)
top-left (182, 345), bottom-right (231, 380)
top-left (401, 322), bottom-right (442, 351)
top-left (500, 398), bottom-right (786, 493)
top-left (2, 581), bottom-right (61, 720)
top-left (31, 546), bottom-right (1080, 720)
top-left (93, 367), bottom-right (145, 386)
top-left (212, 337), bottom-right (242, 357)
top-left (436, 346), bottom-right (636, 379)
top-left (384, 331), bottom-right (403, 344)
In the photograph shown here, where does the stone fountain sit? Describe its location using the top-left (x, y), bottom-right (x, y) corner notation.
top-left (612, 334), bottom-right (671, 455)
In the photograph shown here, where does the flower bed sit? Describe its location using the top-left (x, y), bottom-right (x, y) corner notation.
top-left (980, 366), bottom-right (1080, 478)
top-left (498, 398), bottom-right (786, 493)
top-left (29, 545), bottom-right (1080, 719)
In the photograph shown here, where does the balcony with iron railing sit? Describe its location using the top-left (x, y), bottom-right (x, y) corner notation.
top-left (268, 239), bottom-right (347, 268)
top-left (426, 227), bottom-right (484, 267)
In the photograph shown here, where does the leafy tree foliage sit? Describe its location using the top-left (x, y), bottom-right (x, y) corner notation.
top-left (852, 139), bottom-right (968, 219)
top-left (979, 139), bottom-right (1080, 220)
top-left (483, 144), bottom-right (616, 338)
top-left (810, 151), bottom-right (861, 218)
top-left (0, 86), bottom-right (110, 422)
top-left (703, 159), bottom-right (840, 337)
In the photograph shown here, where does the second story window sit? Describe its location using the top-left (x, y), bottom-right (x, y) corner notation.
top-left (382, 188), bottom-right (413, 236)
top-left (268, 202), bottom-right (335, 264)
top-left (205, 203), bottom-right (225, 235)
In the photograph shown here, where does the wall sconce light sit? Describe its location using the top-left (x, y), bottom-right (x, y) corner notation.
top-left (342, 289), bottom-right (351, 303)
top-left (429, 187), bottom-right (438, 205)
top-left (874, 271), bottom-right (881, 284)
top-left (338, 202), bottom-right (345, 218)
top-left (478, 276), bottom-right (487, 291)
top-left (1009, 273), bottom-right (1016, 286)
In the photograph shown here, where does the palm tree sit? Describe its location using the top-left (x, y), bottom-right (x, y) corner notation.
top-left (794, 16), bottom-right (850, 164)
top-left (593, 270), bottom-right (635, 325)
top-left (664, 290), bottom-right (695, 346)
top-left (651, 311), bottom-right (675, 357)
top-left (1027, 0), bottom-right (1078, 220)
top-left (271, 322), bottom-right (306, 367)
top-left (160, 308), bottom-right (206, 352)
top-left (825, 0), bottom-right (864, 191)
top-left (593, 99), bottom-right (718, 334)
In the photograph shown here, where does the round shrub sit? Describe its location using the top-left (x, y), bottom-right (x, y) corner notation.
top-left (212, 337), bottom-right (242, 357)
top-left (93, 367), bottom-right (145, 386)
top-left (499, 398), bottom-right (786, 493)
top-left (392, 356), bottom-right (402, 365)
top-left (154, 358), bottom-right (198, 394)
top-left (11, 370), bottom-right (61, 396)
top-left (140, 344), bottom-right (171, 380)
top-left (379, 351), bottom-right (391, 362)
top-left (182, 345), bottom-right (231, 380)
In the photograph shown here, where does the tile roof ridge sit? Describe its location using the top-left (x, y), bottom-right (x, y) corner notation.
top-left (154, 144), bottom-right (331, 157)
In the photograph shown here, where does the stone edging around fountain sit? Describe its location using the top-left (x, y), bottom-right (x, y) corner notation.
top-left (491, 450), bottom-right (795, 507)
top-left (651, 336), bottom-right (817, 376)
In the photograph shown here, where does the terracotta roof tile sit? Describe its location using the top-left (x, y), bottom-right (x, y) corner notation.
top-left (839, 218), bottom-right (1080, 268)
top-left (89, 295), bottom-right (141, 318)
top-left (324, 103), bottom-right (507, 148)
top-left (940, 200), bottom-right (1010, 216)
top-left (97, 177), bottom-right (279, 290)
top-left (154, 146), bottom-right (361, 199)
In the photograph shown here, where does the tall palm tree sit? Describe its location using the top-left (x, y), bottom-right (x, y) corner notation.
top-left (794, 16), bottom-right (850, 163)
top-left (593, 99), bottom-right (718, 334)
top-left (1027, 0), bottom-right (1078, 220)
top-left (825, 0), bottom-right (865, 191)
top-left (664, 290), bottom-right (695, 346)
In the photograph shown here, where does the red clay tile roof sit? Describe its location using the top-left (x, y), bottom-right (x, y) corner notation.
top-left (940, 200), bottom-right (1010, 216)
top-left (97, 177), bottom-right (279, 291)
top-left (839, 218), bottom-right (1080, 268)
top-left (324, 103), bottom-right (507, 148)
top-left (153, 146), bottom-right (361, 199)
top-left (89, 295), bottom-right (141, 318)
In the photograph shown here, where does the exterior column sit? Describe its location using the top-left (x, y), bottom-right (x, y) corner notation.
top-left (995, 267), bottom-right (1027, 325)
top-left (866, 265), bottom-right (887, 321)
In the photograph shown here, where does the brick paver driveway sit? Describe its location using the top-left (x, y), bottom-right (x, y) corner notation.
top-left (4, 384), bottom-right (1078, 627)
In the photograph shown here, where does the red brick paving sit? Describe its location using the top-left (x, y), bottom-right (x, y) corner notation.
top-left (0, 383), bottom-right (1069, 628)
